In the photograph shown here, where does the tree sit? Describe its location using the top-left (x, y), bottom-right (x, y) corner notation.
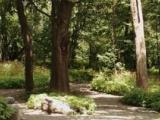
top-left (0, 0), bottom-right (10, 61)
top-left (130, 0), bottom-right (148, 89)
top-left (50, 0), bottom-right (74, 92)
top-left (16, 0), bottom-right (34, 92)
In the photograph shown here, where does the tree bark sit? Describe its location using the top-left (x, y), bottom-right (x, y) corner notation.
top-left (130, 0), bottom-right (148, 89)
top-left (0, 13), bottom-right (9, 61)
top-left (111, 0), bottom-right (117, 45)
top-left (156, 16), bottom-right (160, 80)
top-left (50, 0), bottom-right (74, 92)
top-left (16, 0), bottom-right (34, 92)
top-left (88, 42), bottom-right (98, 70)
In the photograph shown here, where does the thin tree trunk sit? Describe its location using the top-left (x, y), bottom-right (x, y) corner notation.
top-left (50, 0), bottom-right (74, 92)
top-left (0, 13), bottom-right (8, 61)
top-left (111, 0), bottom-right (116, 45)
top-left (88, 42), bottom-right (98, 70)
top-left (156, 16), bottom-right (160, 80)
top-left (16, 0), bottom-right (34, 92)
top-left (130, 0), bottom-right (148, 89)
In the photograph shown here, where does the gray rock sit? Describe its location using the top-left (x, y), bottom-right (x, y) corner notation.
top-left (5, 97), bottom-right (15, 104)
top-left (41, 97), bottom-right (74, 115)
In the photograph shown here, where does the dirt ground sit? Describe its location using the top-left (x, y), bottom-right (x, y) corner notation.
top-left (0, 84), bottom-right (160, 120)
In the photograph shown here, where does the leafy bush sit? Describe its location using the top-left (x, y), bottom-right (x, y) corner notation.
top-left (0, 97), bottom-right (15, 120)
top-left (64, 96), bottom-right (96, 114)
top-left (0, 61), bottom-right (49, 89)
top-left (91, 71), bottom-right (135, 95)
top-left (27, 93), bottom-right (96, 114)
top-left (122, 89), bottom-right (160, 112)
top-left (145, 92), bottom-right (160, 109)
top-left (148, 101), bottom-right (160, 112)
top-left (0, 61), bottom-right (24, 77)
top-left (121, 88), bottom-right (146, 107)
top-left (27, 94), bottom-right (48, 109)
top-left (0, 78), bottom-right (24, 89)
top-left (69, 69), bottom-right (94, 83)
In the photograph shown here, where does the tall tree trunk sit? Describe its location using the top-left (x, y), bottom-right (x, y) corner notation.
top-left (16, 0), bottom-right (34, 92)
top-left (156, 16), bottom-right (160, 80)
top-left (88, 42), bottom-right (98, 70)
top-left (130, 0), bottom-right (148, 89)
top-left (111, 0), bottom-right (117, 45)
top-left (0, 13), bottom-right (9, 61)
top-left (50, 0), bottom-right (74, 92)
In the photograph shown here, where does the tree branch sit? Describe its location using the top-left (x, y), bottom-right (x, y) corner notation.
top-left (28, 0), bottom-right (51, 18)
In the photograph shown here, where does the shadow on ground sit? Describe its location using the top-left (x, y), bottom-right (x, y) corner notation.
top-left (0, 83), bottom-right (160, 120)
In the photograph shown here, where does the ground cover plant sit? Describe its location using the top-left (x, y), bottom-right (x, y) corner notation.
top-left (91, 71), bottom-right (135, 95)
top-left (27, 93), bottom-right (96, 115)
top-left (0, 61), bottom-right (49, 89)
top-left (122, 87), bottom-right (160, 112)
top-left (0, 62), bottom-right (94, 89)
top-left (0, 97), bottom-right (15, 120)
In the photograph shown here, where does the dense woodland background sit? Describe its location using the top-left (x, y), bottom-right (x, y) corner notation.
top-left (0, 0), bottom-right (160, 92)
top-left (2, 1), bottom-right (160, 118)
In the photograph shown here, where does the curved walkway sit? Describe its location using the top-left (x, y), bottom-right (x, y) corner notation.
top-left (71, 84), bottom-right (160, 120)
top-left (0, 84), bottom-right (160, 120)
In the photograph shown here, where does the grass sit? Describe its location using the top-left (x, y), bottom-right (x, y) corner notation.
top-left (91, 71), bottom-right (136, 95)
top-left (0, 61), bottom-right (95, 89)
top-left (1, 61), bottom-right (160, 96)
top-left (0, 61), bottom-right (49, 89)
top-left (91, 69), bottom-right (160, 96)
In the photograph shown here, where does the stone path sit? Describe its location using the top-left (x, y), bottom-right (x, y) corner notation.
top-left (1, 84), bottom-right (160, 120)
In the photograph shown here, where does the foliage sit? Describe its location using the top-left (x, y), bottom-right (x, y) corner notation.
top-left (0, 0), bottom-right (160, 71)
top-left (0, 78), bottom-right (24, 89)
top-left (27, 94), bottom-right (48, 109)
top-left (121, 88), bottom-right (146, 107)
top-left (0, 61), bottom-right (49, 88)
top-left (27, 93), bottom-right (96, 114)
top-left (0, 97), bottom-right (15, 120)
top-left (122, 88), bottom-right (160, 112)
top-left (91, 71), bottom-right (135, 95)
top-left (69, 69), bottom-right (94, 83)
top-left (145, 91), bottom-right (160, 109)
top-left (64, 96), bottom-right (96, 114)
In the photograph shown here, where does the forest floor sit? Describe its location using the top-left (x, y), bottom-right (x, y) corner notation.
top-left (0, 84), bottom-right (160, 120)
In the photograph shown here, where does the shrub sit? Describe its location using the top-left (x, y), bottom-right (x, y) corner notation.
top-left (0, 61), bottom-right (49, 89)
top-left (64, 96), bottom-right (96, 114)
top-left (0, 78), bottom-right (24, 89)
top-left (91, 71), bottom-right (135, 95)
top-left (0, 97), bottom-right (15, 120)
top-left (145, 91), bottom-right (160, 109)
top-left (122, 89), bottom-right (160, 112)
top-left (27, 94), bottom-right (48, 109)
top-left (0, 61), bottom-right (23, 77)
top-left (69, 69), bottom-right (94, 83)
top-left (121, 88), bottom-right (146, 107)
top-left (27, 93), bottom-right (96, 115)
top-left (149, 101), bottom-right (160, 112)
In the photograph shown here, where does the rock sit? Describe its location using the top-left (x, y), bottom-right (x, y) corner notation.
top-left (41, 97), bottom-right (74, 115)
top-left (5, 97), bottom-right (15, 104)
